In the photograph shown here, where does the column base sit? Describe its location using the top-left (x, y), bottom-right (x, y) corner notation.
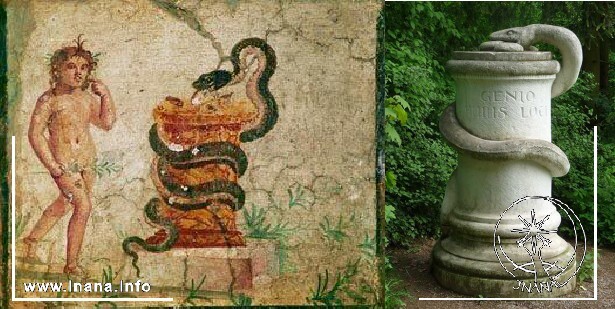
top-left (431, 240), bottom-right (577, 297)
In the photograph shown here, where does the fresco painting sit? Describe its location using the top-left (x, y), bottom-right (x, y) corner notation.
top-left (124, 37), bottom-right (276, 261)
top-left (23, 35), bottom-right (117, 276)
top-left (3, 0), bottom-right (383, 306)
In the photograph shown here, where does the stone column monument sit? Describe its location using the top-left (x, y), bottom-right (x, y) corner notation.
top-left (432, 24), bottom-right (584, 297)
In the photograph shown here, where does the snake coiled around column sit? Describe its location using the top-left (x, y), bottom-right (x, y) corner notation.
top-left (440, 105), bottom-right (570, 177)
top-left (122, 37), bottom-right (277, 275)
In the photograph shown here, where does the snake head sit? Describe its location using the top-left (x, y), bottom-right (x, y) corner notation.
top-left (192, 70), bottom-right (233, 91)
top-left (489, 26), bottom-right (534, 49)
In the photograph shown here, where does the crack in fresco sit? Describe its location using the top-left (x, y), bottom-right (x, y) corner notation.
top-left (150, 0), bottom-right (229, 68)
top-left (266, 2), bottom-right (339, 50)
top-left (266, 20), bottom-right (374, 65)
top-left (350, 54), bottom-right (376, 64)
top-left (154, 0), bottom-right (372, 68)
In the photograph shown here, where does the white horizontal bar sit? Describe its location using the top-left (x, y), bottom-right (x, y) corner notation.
top-left (12, 297), bottom-right (173, 302)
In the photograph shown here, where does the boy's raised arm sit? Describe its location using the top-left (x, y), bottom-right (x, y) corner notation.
top-left (28, 92), bottom-right (63, 177)
top-left (89, 79), bottom-right (116, 131)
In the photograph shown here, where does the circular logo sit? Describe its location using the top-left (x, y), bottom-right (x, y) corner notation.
top-left (493, 196), bottom-right (586, 292)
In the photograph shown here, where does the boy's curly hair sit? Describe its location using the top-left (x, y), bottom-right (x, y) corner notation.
top-left (49, 34), bottom-right (97, 91)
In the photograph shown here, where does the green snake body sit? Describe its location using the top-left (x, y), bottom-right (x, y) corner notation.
top-left (149, 123), bottom-right (248, 175)
top-left (121, 198), bottom-right (178, 277)
top-left (230, 38), bottom-right (278, 143)
top-left (122, 38), bottom-right (277, 276)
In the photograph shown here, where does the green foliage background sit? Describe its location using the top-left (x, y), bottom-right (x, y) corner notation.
top-left (384, 2), bottom-right (615, 247)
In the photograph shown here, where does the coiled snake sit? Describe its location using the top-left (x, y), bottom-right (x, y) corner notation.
top-left (123, 38), bottom-right (277, 277)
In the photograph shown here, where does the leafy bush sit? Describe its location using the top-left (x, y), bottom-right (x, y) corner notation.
top-left (384, 2), bottom-right (458, 247)
top-left (552, 72), bottom-right (595, 239)
top-left (577, 251), bottom-right (597, 284)
top-left (598, 141), bottom-right (615, 246)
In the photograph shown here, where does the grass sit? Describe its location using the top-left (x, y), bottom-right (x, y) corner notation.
top-left (308, 259), bottom-right (366, 306)
top-left (183, 276), bottom-right (212, 306)
top-left (231, 293), bottom-right (253, 307)
top-left (287, 182), bottom-right (313, 208)
top-left (243, 204), bottom-right (293, 239)
top-left (14, 211), bottom-right (31, 239)
top-left (94, 265), bottom-right (119, 308)
top-left (358, 233), bottom-right (377, 257)
top-left (92, 159), bottom-right (121, 178)
top-left (320, 215), bottom-right (353, 243)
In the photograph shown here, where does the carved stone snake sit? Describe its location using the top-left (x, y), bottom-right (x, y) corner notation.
top-left (441, 25), bottom-right (582, 225)
top-left (483, 24), bottom-right (583, 98)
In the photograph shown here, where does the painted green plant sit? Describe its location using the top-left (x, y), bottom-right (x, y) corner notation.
top-left (308, 269), bottom-right (344, 306)
top-left (44, 51), bottom-right (102, 64)
top-left (278, 240), bottom-right (298, 274)
top-left (242, 202), bottom-right (299, 273)
top-left (43, 53), bottom-right (53, 64)
top-left (92, 159), bottom-right (121, 178)
top-left (357, 234), bottom-right (376, 258)
top-left (231, 293), bottom-right (253, 307)
top-left (287, 182), bottom-right (313, 208)
top-left (243, 204), bottom-right (293, 239)
top-left (243, 203), bottom-right (299, 273)
top-left (95, 265), bottom-right (119, 308)
top-left (320, 215), bottom-right (354, 243)
top-left (113, 227), bottom-right (128, 242)
top-left (183, 276), bottom-right (212, 306)
top-left (307, 259), bottom-right (366, 306)
top-left (92, 51), bottom-right (103, 63)
top-left (224, 278), bottom-right (253, 307)
top-left (14, 211), bottom-right (31, 239)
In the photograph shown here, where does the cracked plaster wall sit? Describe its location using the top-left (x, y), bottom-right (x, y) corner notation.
top-left (7, 0), bottom-right (382, 306)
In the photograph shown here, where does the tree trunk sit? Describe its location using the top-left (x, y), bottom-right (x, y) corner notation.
top-left (599, 39), bottom-right (609, 96)
top-left (582, 40), bottom-right (601, 94)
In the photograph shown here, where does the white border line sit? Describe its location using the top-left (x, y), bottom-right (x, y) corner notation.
top-left (593, 125), bottom-right (598, 300)
top-left (11, 137), bottom-right (15, 302)
top-left (419, 126), bottom-right (598, 301)
top-left (12, 298), bottom-right (174, 302)
top-left (11, 136), bottom-right (173, 302)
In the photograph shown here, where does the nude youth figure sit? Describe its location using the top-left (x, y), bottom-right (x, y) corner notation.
top-left (23, 36), bottom-right (116, 275)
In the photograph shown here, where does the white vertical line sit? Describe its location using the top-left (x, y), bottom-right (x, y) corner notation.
top-left (11, 136), bottom-right (15, 301)
top-left (593, 126), bottom-right (597, 300)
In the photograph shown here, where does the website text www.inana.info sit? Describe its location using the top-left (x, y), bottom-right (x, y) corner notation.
top-left (23, 280), bottom-right (152, 293)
